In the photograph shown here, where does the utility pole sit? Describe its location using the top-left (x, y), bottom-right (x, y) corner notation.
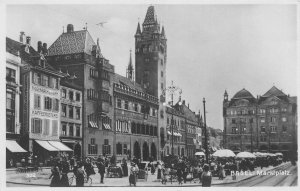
top-left (203, 98), bottom-right (209, 164)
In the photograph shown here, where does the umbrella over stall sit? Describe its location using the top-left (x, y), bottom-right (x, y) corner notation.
top-left (195, 152), bottom-right (205, 156)
top-left (212, 149), bottom-right (235, 158)
top-left (236, 151), bottom-right (256, 158)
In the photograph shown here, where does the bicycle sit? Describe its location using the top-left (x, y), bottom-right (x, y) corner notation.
top-left (68, 174), bottom-right (93, 186)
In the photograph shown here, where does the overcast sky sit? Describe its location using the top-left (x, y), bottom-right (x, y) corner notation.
top-left (6, 4), bottom-right (297, 130)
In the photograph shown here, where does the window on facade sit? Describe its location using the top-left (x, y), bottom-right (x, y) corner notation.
top-left (33, 72), bottom-right (41, 85)
top-left (152, 108), bottom-right (156, 116)
top-left (42, 119), bottom-right (50, 135)
top-left (62, 89), bottom-right (66, 98)
top-left (260, 136), bottom-right (267, 142)
top-left (90, 68), bottom-right (99, 79)
top-left (53, 99), bottom-right (59, 112)
top-left (69, 124), bottom-right (74, 136)
top-left (260, 118), bottom-right (265, 123)
top-left (103, 139), bottom-right (111, 155)
top-left (76, 93), bottom-right (80, 102)
top-left (231, 127), bottom-right (237, 134)
top-left (270, 117), bottom-right (276, 123)
top-left (117, 99), bottom-right (122, 108)
top-left (76, 125), bottom-right (80, 137)
top-left (51, 77), bottom-right (58, 89)
top-left (61, 104), bottom-right (67, 117)
top-left (134, 103), bottom-right (138, 112)
top-left (132, 123), bottom-right (136, 134)
top-left (89, 138), bottom-right (98, 155)
top-left (69, 91), bottom-right (74, 101)
top-left (125, 100), bottom-right (129, 110)
top-left (161, 83), bottom-right (164, 90)
top-left (31, 118), bottom-right (42, 134)
top-left (281, 108), bottom-right (287, 112)
top-left (154, 126), bottom-right (157, 136)
top-left (123, 144), bottom-right (127, 155)
top-left (52, 120), bottom-right (58, 136)
top-left (137, 124), bottom-right (141, 134)
top-left (282, 117), bottom-right (287, 122)
top-left (161, 60), bottom-right (163, 66)
top-left (33, 94), bottom-right (41, 109)
top-left (42, 74), bottom-right (49, 87)
top-left (6, 114), bottom-right (14, 133)
top-left (261, 126), bottom-right (265, 133)
top-left (150, 126), bottom-right (154, 136)
top-left (75, 107), bottom-right (80, 120)
top-left (116, 143), bottom-right (122, 155)
top-left (6, 68), bottom-right (16, 83)
top-left (282, 126), bottom-right (287, 132)
top-left (271, 126), bottom-right (277, 132)
top-left (161, 71), bottom-right (163, 77)
top-left (62, 123), bottom-right (67, 136)
top-left (69, 106), bottom-right (73, 118)
top-left (232, 119), bottom-right (236, 124)
top-left (44, 97), bottom-right (52, 110)
top-left (6, 91), bottom-right (15, 110)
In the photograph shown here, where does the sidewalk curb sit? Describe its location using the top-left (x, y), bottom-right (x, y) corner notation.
top-left (7, 163), bottom-right (289, 187)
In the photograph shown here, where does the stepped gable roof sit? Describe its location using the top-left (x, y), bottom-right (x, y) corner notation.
top-left (262, 86), bottom-right (287, 97)
top-left (232, 88), bottom-right (255, 100)
top-left (48, 30), bottom-right (96, 56)
top-left (113, 73), bottom-right (143, 92)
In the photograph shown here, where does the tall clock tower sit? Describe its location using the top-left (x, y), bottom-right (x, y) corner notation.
top-left (135, 5), bottom-right (167, 159)
top-left (135, 5), bottom-right (167, 98)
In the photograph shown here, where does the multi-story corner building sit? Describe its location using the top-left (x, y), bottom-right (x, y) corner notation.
top-left (223, 86), bottom-right (297, 159)
top-left (47, 24), bottom-right (115, 158)
top-left (60, 79), bottom-right (83, 157)
top-left (11, 34), bottom-right (72, 164)
top-left (113, 55), bottom-right (159, 161)
top-left (6, 37), bottom-right (27, 166)
top-left (134, 6), bottom-right (167, 159)
top-left (165, 105), bottom-right (185, 156)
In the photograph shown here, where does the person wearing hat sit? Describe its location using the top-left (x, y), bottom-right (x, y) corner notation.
top-left (129, 162), bottom-right (138, 186)
top-left (96, 157), bottom-right (105, 184)
top-left (201, 164), bottom-right (212, 187)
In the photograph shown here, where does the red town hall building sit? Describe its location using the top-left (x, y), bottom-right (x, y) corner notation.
top-left (223, 86), bottom-right (297, 159)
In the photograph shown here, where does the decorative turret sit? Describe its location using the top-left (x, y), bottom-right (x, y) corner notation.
top-left (135, 22), bottom-right (142, 36)
top-left (161, 25), bottom-right (166, 39)
top-left (126, 49), bottom-right (134, 81)
top-left (224, 90), bottom-right (228, 102)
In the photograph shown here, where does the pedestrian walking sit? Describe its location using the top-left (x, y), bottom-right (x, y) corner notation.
top-left (150, 162), bottom-right (155, 175)
top-left (157, 162), bottom-right (162, 179)
top-left (176, 167), bottom-right (183, 185)
top-left (198, 165), bottom-right (203, 183)
top-left (129, 162), bottom-right (138, 186)
top-left (84, 158), bottom-right (95, 181)
top-left (49, 165), bottom-right (61, 187)
top-left (60, 158), bottom-right (70, 187)
top-left (97, 157), bottom-right (105, 184)
top-left (75, 162), bottom-right (85, 187)
top-left (161, 164), bottom-right (167, 185)
top-left (122, 158), bottom-right (128, 177)
top-left (201, 164), bottom-right (212, 187)
top-left (70, 156), bottom-right (75, 170)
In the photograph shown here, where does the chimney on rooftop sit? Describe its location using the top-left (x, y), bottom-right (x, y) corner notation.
top-left (19, 31), bottom-right (25, 44)
top-left (43, 43), bottom-right (48, 54)
top-left (67, 24), bottom-right (74, 33)
top-left (26, 36), bottom-right (31, 46)
top-left (37, 41), bottom-right (42, 53)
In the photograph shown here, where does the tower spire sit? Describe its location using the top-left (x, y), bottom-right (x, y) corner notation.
top-left (127, 49), bottom-right (134, 81)
top-left (135, 22), bottom-right (142, 35)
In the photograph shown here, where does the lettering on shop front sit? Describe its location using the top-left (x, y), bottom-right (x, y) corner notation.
top-left (31, 110), bottom-right (58, 118)
top-left (32, 85), bottom-right (59, 96)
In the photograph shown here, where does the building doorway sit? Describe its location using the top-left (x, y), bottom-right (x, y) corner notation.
top-left (134, 141), bottom-right (141, 159)
top-left (143, 142), bottom-right (149, 161)
top-left (151, 143), bottom-right (157, 160)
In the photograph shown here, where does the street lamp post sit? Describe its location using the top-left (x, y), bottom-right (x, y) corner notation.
top-left (163, 81), bottom-right (182, 156)
top-left (203, 98), bottom-right (209, 164)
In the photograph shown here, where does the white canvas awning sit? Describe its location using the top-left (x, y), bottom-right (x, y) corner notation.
top-left (48, 141), bottom-right (73, 152)
top-left (35, 140), bottom-right (59, 151)
top-left (6, 140), bottom-right (27, 153)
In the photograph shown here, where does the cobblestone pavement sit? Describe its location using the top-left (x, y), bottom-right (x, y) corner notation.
top-left (6, 163), bottom-right (288, 187)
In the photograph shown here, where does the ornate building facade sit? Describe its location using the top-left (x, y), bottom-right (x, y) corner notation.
top-left (223, 86), bottom-right (297, 159)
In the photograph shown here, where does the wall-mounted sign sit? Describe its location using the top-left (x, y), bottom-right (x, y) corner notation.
top-left (32, 85), bottom-right (59, 96)
top-left (32, 110), bottom-right (58, 118)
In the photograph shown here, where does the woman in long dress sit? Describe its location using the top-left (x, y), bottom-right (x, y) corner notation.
top-left (49, 165), bottom-right (60, 187)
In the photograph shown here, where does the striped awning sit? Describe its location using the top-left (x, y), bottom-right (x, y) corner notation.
top-left (103, 123), bottom-right (111, 130)
top-left (35, 140), bottom-right (59, 151)
top-left (89, 121), bottom-right (98, 128)
top-left (6, 140), bottom-right (27, 153)
top-left (48, 141), bottom-right (73, 152)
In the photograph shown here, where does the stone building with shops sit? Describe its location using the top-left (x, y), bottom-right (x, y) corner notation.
top-left (47, 24), bottom-right (115, 158)
top-left (60, 79), bottom-right (83, 158)
top-left (113, 54), bottom-right (159, 161)
top-left (6, 37), bottom-right (27, 166)
top-left (223, 87), bottom-right (297, 158)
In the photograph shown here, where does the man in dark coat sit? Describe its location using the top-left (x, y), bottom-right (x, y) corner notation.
top-left (97, 158), bottom-right (105, 184)
top-left (60, 158), bottom-right (70, 187)
top-left (121, 158), bottom-right (128, 177)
